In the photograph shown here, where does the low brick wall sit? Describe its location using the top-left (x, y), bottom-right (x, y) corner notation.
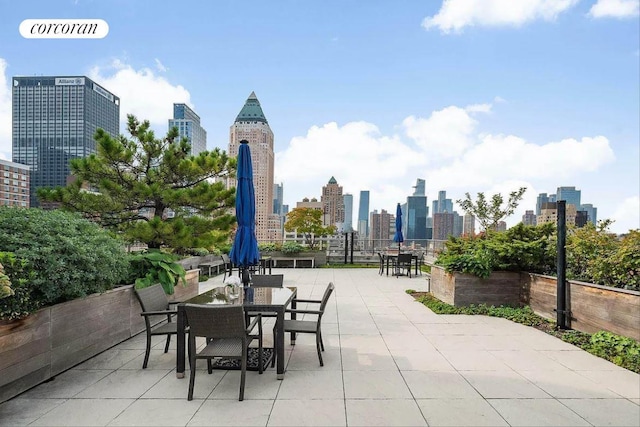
top-left (0, 279), bottom-right (186, 403)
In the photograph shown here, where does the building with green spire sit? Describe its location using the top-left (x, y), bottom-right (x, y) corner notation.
top-left (229, 92), bottom-right (278, 241)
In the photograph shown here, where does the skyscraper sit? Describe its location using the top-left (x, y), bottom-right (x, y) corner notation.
top-left (228, 91), bottom-right (275, 241)
top-left (536, 193), bottom-right (549, 216)
top-left (169, 103), bottom-right (206, 155)
top-left (0, 159), bottom-right (30, 207)
top-left (463, 213), bottom-right (475, 235)
top-left (557, 186), bottom-right (581, 208)
top-left (405, 178), bottom-right (427, 242)
top-left (321, 176), bottom-right (345, 228)
top-left (432, 190), bottom-right (453, 214)
top-left (358, 190), bottom-right (370, 237)
top-left (433, 212), bottom-right (455, 240)
top-left (370, 209), bottom-right (393, 249)
top-left (522, 210), bottom-right (537, 226)
top-left (12, 75), bottom-right (119, 207)
top-left (343, 193), bottom-right (353, 232)
top-left (579, 203), bottom-right (597, 225)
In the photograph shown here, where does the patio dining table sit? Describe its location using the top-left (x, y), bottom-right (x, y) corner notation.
top-left (383, 253), bottom-right (420, 276)
top-left (175, 285), bottom-right (297, 380)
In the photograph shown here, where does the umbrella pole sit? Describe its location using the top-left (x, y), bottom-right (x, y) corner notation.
top-left (241, 267), bottom-right (250, 288)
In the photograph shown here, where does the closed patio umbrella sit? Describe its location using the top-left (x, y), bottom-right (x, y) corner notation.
top-left (229, 140), bottom-right (260, 288)
top-left (393, 202), bottom-right (404, 253)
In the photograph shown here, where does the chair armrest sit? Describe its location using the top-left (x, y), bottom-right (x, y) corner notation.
top-left (292, 298), bottom-right (322, 304)
top-left (285, 309), bottom-right (322, 315)
top-left (246, 313), bottom-right (262, 334)
top-left (140, 310), bottom-right (176, 317)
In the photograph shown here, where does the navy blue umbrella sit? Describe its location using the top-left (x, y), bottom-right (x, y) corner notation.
top-left (393, 203), bottom-right (404, 253)
top-left (229, 140), bottom-right (260, 287)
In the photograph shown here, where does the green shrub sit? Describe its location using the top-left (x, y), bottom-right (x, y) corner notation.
top-left (189, 247), bottom-right (210, 256)
top-left (258, 242), bottom-right (280, 252)
top-left (127, 250), bottom-right (187, 295)
top-left (0, 253), bottom-right (38, 320)
top-left (281, 241), bottom-right (304, 254)
top-left (0, 208), bottom-right (130, 319)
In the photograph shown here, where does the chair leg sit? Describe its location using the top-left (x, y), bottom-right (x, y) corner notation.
top-left (271, 325), bottom-right (277, 368)
top-left (239, 347), bottom-right (247, 401)
top-left (143, 332), bottom-right (152, 369)
top-left (319, 330), bottom-right (325, 351)
top-left (164, 334), bottom-right (171, 353)
top-left (315, 333), bottom-right (324, 366)
top-left (187, 357), bottom-right (196, 401)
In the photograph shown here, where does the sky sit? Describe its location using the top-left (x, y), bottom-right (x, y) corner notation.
top-left (0, 0), bottom-right (638, 233)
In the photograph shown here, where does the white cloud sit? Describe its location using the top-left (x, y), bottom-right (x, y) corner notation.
top-left (0, 58), bottom-right (11, 160)
top-left (465, 103), bottom-right (493, 114)
top-left (154, 58), bottom-right (168, 72)
top-left (589, 0), bottom-right (640, 18)
top-left (277, 102), bottom-right (620, 231)
top-left (275, 121), bottom-right (426, 212)
top-left (423, 0), bottom-right (579, 33)
top-left (494, 96), bottom-right (507, 104)
top-left (402, 106), bottom-right (480, 159)
top-left (611, 196), bottom-right (640, 232)
top-left (89, 59), bottom-right (192, 132)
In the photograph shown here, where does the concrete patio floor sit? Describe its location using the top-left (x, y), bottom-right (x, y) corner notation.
top-left (1, 268), bottom-right (638, 426)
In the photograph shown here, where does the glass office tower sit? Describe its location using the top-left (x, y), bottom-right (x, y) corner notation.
top-left (12, 76), bottom-right (119, 207)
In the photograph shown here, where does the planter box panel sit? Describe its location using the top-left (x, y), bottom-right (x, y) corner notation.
top-left (51, 288), bottom-right (131, 348)
top-left (0, 365), bottom-right (49, 403)
top-left (168, 269), bottom-right (199, 303)
top-left (51, 327), bottom-right (131, 374)
top-left (430, 267), bottom-right (455, 305)
top-left (0, 310), bottom-right (50, 372)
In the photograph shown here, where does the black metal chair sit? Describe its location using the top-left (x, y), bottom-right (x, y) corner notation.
top-left (184, 304), bottom-right (263, 401)
top-left (134, 284), bottom-right (181, 369)
top-left (283, 283), bottom-right (335, 366)
top-left (395, 253), bottom-right (413, 278)
top-left (221, 254), bottom-right (238, 281)
top-left (377, 253), bottom-right (385, 275)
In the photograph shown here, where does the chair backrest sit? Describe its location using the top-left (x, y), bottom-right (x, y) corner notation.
top-left (135, 284), bottom-right (169, 313)
top-left (221, 254), bottom-right (231, 265)
top-left (251, 274), bottom-right (284, 288)
top-left (397, 253), bottom-right (413, 264)
top-left (318, 282), bottom-right (335, 314)
top-left (184, 304), bottom-right (246, 338)
top-left (377, 253), bottom-right (384, 262)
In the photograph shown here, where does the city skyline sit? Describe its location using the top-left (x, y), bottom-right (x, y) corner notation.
top-left (0, 1), bottom-right (638, 233)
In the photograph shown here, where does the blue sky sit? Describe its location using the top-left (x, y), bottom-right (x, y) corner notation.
top-left (1, 0), bottom-right (638, 233)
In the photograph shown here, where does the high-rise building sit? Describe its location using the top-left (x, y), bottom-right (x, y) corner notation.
top-left (432, 190), bottom-right (453, 214)
top-left (343, 193), bottom-right (353, 232)
top-left (405, 179), bottom-right (427, 243)
top-left (453, 212), bottom-right (463, 237)
top-left (579, 203), bottom-right (597, 225)
top-left (0, 159), bottom-right (30, 207)
top-left (296, 197), bottom-right (322, 210)
top-left (12, 75), bottom-right (120, 207)
top-left (496, 221), bottom-right (507, 232)
top-left (463, 213), bottom-right (475, 235)
top-left (370, 209), bottom-right (393, 249)
top-left (537, 202), bottom-right (579, 226)
top-left (536, 193), bottom-right (549, 216)
top-left (557, 186), bottom-right (581, 208)
top-left (522, 210), bottom-right (537, 226)
top-left (321, 176), bottom-right (345, 227)
top-left (357, 190), bottom-right (370, 237)
top-left (273, 183), bottom-right (284, 216)
top-left (228, 92), bottom-right (275, 242)
top-left (169, 103), bottom-right (206, 155)
top-left (433, 212), bottom-right (455, 240)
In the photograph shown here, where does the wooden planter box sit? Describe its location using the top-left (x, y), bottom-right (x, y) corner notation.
top-left (0, 285), bottom-right (145, 403)
top-left (523, 273), bottom-right (640, 341)
top-left (167, 269), bottom-right (200, 303)
top-left (0, 271), bottom-right (199, 404)
top-left (263, 251), bottom-right (327, 268)
top-left (430, 265), bottom-right (523, 307)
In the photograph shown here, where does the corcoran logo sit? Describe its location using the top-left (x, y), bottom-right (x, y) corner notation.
top-left (19, 19), bottom-right (109, 39)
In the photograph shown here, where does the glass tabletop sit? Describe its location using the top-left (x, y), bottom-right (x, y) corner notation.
top-left (185, 286), bottom-right (296, 307)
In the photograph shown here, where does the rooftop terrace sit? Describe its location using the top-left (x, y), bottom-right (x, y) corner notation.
top-left (1, 268), bottom-right (638, 426)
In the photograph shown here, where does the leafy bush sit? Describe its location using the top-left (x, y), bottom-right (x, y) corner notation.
top-left (189, 247), bottom-right (210, 256)
top-left (0, 208), bottom-right (130, 319)
top-left (435, 223), bottom-right (556, 278)
top-left (258, 242), bottom-right (281, 252)
top-left (0, 253), bottom-right (38, 320)
top-left (281, 241), bottom-right (304, 254)
top-left (0, 261), bottom-right (13, 298)
top-left (127, 250), bottom-right (187, 295)
top-left (567, 223), bottom-right (639, 291)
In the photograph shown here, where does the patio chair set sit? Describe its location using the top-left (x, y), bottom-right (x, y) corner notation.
top-left (378, 251), bottom-right (425, 278)
top-left (134, 278), bottom-right (334, 401)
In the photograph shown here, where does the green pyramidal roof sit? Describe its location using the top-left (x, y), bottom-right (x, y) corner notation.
top-left (235, 91), bottom-right (268, 124)
top-left (328, 176), bottom-right (337, 184)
